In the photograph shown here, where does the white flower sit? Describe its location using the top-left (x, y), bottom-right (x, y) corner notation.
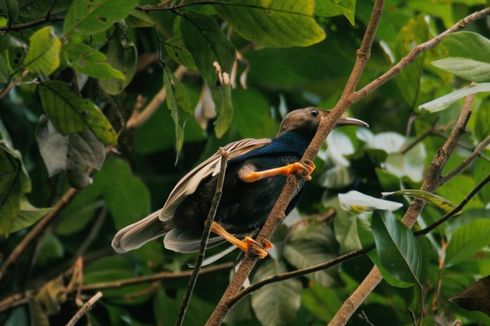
top-left (338, 190), bottom-right (403, 213)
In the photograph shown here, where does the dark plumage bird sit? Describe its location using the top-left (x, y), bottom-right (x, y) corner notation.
top-left (112, 108), bottom-right (367, 260)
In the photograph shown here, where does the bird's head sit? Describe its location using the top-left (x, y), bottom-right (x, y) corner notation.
top-left (277, 107), bottom-right (368, 137)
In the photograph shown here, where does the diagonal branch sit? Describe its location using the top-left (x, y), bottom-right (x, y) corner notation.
top-left (205, 1), bottom-right (386, 324)
top-left (329, 94), bottom-right (477, 325)
top-left (175, 149), bottom-right (229, 326)
top-left (66, 291), bottom-right (103, 326)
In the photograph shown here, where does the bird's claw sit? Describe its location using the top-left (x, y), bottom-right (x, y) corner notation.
top-left (293, 160), bottom-right (316, 181)
top-left (244, 236), bottom-right (271, 259)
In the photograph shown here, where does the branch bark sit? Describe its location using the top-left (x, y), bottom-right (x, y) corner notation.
top-left (206, 1), bottom-right (385, 324)
top-left (66, 291), bottom-right (103, 326)
top-left (0, 188), bottom-right (79, 283)
top-left (329, 95), bottom-right (476, 325)
top-left (175, 149), bottom-right (229, 326)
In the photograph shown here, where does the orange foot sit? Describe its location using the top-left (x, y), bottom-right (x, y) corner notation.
top-left (241, 160), bottom-right (316, 183)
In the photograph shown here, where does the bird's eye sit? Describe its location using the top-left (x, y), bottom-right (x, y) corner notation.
top-left (311, 109), bottom-right (319, 117)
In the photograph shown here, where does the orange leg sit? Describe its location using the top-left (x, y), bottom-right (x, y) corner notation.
top-left (210, 222), bottom-right (272, 259)
top-left (241, 160), bottom-right (316, 183)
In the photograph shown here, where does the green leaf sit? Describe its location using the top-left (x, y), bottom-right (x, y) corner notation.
top-left (302, 283), bottom-right (342, 322)
top-left (334, 212), bottom-right (362, 253)
top-left (446, 219), bottom-right (490, 266)
top-left (382, 189), bottom-right (456, 213)
top-left (98, 27), bottom-right (137, 95)
top-left (432, 58), bottom-right (490, 83)
top-left (23, 26), bottom-right (61, 76)
top-left (163, 35), bottom-right (197, 70)
top-left (212, 85), bottom-right (233, 138)
top-left (64, 42), bottom-right (125, 80)
top-left (419, 83), bottom-right (490, 112)
top-left (283, 223), bottom-right (339, 287)
top-left (126, 10), bottom-right (155, 28)
top-left (63, 0), bottom-right (140, 36)
top-left (93, 156), bottom-right (150, 229)
top-left (371, 211), bottom-right (422, 287)
top-left (474, 99), bottom-right (490, 140)
top-left (215, 0), bottom-right (326, 47)
top-left (442, 31), bottom-right (490, 65)
top-left (180, 13), bottom-right (236, 86)
top-left (163, 67), bottom-right (193, 155)
top-left (10, 199), bottom-right (51, 234)
top-left (36, 233), bottom-right (64, 267)
top-left (39, 81), bottom-right (117, 145)
top-left (251, 259), bottom-right (302, 326)
top-left (315, 0), bottom-right (356, 25)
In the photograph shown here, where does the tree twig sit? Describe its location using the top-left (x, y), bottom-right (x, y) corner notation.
top-left (66, 291), bottom-right (103, 326)
top-left (329, 94), bottom-right (477, 325)
top-left (126, 65), bottom-right (186, 129)
top-left (438, 135), bottom-right (490, 186)
top-left (400, 126), bottom-right (434, 155)
top-left (175, 149), bottom-right (229, 326)
top-left (0, 17), bottom-right (63, 32)
top-left (205, 1), bottom-right (385, 324)
top-left (0, 188), bottom-right (79, 283)
top-left (0, 262), bottom-right (234, 313)
top-left (75, 207), bottom-right (108, 257)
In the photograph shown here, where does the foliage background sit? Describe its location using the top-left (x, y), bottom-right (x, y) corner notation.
top-left (0, 0), bottom-right (489, 325)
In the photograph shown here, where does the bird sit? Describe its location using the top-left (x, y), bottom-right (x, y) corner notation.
top-left (112, 108), bottom-right (367, 260)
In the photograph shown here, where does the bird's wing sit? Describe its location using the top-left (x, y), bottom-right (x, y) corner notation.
top-left (159, 138), bottom-right (271, 221)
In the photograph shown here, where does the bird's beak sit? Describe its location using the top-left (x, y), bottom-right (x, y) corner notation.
top-left (336, 116), bottom-right (369, 128)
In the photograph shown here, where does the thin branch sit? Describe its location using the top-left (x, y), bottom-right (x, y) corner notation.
top-left (329, 94), bottom-right (477, 325)
top-left (400, 126), bottom-right (434, 155)
top-left (126, 65), bottom-right (186, 129)
top-left (0, 17), bottom-right (63, 32)
top-left (438, 135), bottom-right (490, 186)
top-left (75, 207), bottom-right (108, 257)
top-left (0, 262), bottom-right (234, 313)
top-left (206, 1), bottom-right (385, 325)
top-left (415, 172), bottom-right (490, 236)
top-left (0, 188), bottom-right (79, 283)
top-left (66, 291), bottom-right (103, 326)
top-left (175, 149), bottom-right (229, 326)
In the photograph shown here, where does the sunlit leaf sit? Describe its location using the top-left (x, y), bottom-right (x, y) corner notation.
top-left (64, 0), bottom-right (139, 35)
top-left (24, 26), bottom-right (61, 76)
top-left (216, 0), bottom-right (325, 47)
top-left (419, 83), bottom-right (490, 112)
top-left (39, 80), bottom-right (118, 145)
top-left (371, 211), bottom-right (422, 287)
top-left (315, 0), bottom-right (356, 25)
top-left (64, 42), bottom-right (125, 80)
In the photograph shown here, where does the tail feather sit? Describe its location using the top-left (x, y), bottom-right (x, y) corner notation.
top-left (111, 209), bottom-right (165, 253)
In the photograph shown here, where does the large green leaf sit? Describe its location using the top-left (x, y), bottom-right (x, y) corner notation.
top-left (23, 26), bottom-right (61, 76)
top-left (10, 199), bottom-right (51, 234)
top-left (163, 67), bottom-right (193, 156)
top-left (442, 31), bottom-right (490, 65)
top-left (446, 219), bottom-right (490, 266)
top-left (371, 211), bottom-right (422, 287)
top-left (251, 259), bottom-right (302, 326)
top-left (283, 223), bottom-right (339, 287)
top-left (63, 0), bottom-right (139, 36)
top-left (92, 156), bottom-right (150, 229)
top-left (98, 27), bottom-right (137, 95)
top-left (38, 81), bottom-right (117, 145)
top-left (64, 42), bottom-right (125, 80)
top-left (180, 13), bottom-right (236, 86)
top-left (215, 0), bottom-right (325, 48)
top-left (432, 58), bottom-right (490, 83)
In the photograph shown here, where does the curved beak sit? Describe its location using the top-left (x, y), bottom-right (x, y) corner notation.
top-left (336, 116), bottom-right (369, 128)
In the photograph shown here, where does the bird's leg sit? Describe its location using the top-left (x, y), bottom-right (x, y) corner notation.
top-left (210, 221), bottom-right (272, 259)
top-left (240, 159), bottom-right (316, 183)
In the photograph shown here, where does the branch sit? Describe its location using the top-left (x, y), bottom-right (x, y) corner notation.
top-left (126, 65), bottom-right (186, 129)
top-left (0, 262), bottom-right (234, 313)
top-left (0, 17), bottom-right (63, 32)
top-left (206, 1), bottom-right (385, 324)
top-left (66, 291), bottom-right (103, 326)
top-left (175, 149), bottom-right (229, 326)
top-left (438, 135), bottom-right (490, 186)
top-left (329, 94), bottom-right (477, 325)
top-left (0, 188), bottom-right (79, 283)
top-left (400, 126), bottom-right (434, 155)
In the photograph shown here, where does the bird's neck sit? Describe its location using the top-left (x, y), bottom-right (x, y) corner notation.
top-left (274, 130), bottom-right (314, 155)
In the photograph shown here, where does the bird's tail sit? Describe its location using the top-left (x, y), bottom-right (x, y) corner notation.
top-left (111, 209), bottom-right (166, 253)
